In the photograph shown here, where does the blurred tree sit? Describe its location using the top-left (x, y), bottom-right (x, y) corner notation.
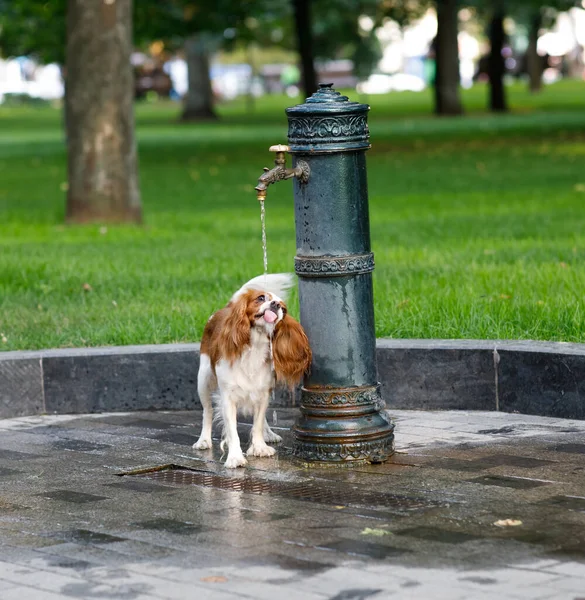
top-left (293, 0), bottom-right (318, 97)
top-left (434, 0), bottom-right (463, 115)
top-left (65, 0), bottom-right (141, 223)
top-left (134, 1), bottom-right (278, 120)
top-left (487, 3), bottom-right (507, 111)
top-left (473, 0), bottom-right (580, 110)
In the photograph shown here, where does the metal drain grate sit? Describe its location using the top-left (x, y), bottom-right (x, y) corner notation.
top-left (124, 466), bottom-right (435, 511)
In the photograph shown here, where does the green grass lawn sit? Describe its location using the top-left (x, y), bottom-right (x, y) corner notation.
top-left (1, 80), bottom-right (585, 351)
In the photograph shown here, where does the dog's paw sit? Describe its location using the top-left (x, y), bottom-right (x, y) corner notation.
top-left (193, 438), bottom-right (212, 450)
top-left (264, 429), bottom-right (282, 444)
top-left (224, 453), bottom-right (248, 469)
top-left (247, 443), bottom-right (276, 458)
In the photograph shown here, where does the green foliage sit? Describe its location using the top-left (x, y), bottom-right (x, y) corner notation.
top-left (1, 80), bottom-right (585, 350)
top-left (0, 0), bottom-right (66, 62)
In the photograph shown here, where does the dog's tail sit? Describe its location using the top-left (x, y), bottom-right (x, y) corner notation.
top-left (230, 273), bottom-right (295, 304)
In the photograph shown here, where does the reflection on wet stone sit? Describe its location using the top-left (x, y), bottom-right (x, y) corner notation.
top-left (133, 518), bottom-right (204, 535)
top-left (242, 554), bottom-right (333, 572)
top-left (0, 449), bottom-right (42, 460)
top-left (328, 589), bottom-right (383, 600)
top-left (318, 539), bottom-right (410, 559)
top-left (152, 431), bottom-right (197, 445)
top-left (539, 495), bottom-right (585, 512)
top-left (396, 527), bottom-right (481, 544)
top-left (107, 479), bottom-right (176, 493)
top-left (37, 490), bottom-right (110, 503)
top-left (48, 529), bottom-right (127, 545)
top-left (470, 455), bottom-right (554, 468)
top-left (0, 467), bottom-right (21, 476)
top-left (467, 475), bottom-right (551, 489)
top-left (53, 439), bottom-right (111, 452)
top-left (424, 458), bottom-right (487, 472)
top-left (548, 443), bottom-right (585, 454)
top-left (241, 510), bottom-right (291, 522)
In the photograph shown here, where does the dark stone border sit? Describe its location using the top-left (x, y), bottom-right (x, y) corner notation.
top-left (1, 339), bottom-right (584, 420)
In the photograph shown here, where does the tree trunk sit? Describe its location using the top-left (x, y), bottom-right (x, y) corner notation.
top-left (488, 9), bottom-right (508, 113)
top-left (434, 0), bottom-right (463, 116)
top-left (181, 35), bottom-right (216, 121)
top-left (65, 0), bottom-right (141, 224)
top-left (292, 0), bottom-right (317, 98)
top-left (527, 12), bottom-right (542, 93)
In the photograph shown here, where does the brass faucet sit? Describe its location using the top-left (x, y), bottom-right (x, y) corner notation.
top-left (255, 145), bottom-right (310, 201)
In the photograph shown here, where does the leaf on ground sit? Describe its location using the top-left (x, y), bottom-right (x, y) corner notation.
top-left (200, 576), bottom-right (228, 583)
top-left (82, 283), bottom-right (92, 291)
top-left (499, 294), bottom-right (511, 299)
top-left (574, 183), bottom-right (585, 192)
top-left (361, 527), bottom-right (393, 537)
top-left (493, 519), bottom-right (522, 527)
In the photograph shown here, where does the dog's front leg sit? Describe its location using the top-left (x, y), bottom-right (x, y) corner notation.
top-left (221, 395), bottom-right (247, 469)
top-left (247, 393), bottom-right (276, 458)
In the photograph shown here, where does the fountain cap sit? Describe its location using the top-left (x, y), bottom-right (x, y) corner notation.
top-left (286, 83), bottom-right (370, 153)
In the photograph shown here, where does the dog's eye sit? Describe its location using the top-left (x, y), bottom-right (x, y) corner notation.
top-left (257, 295), bottom-right (265, 302)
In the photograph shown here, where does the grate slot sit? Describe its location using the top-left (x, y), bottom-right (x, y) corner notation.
top-left (128, 467), bottom-right (436, 511)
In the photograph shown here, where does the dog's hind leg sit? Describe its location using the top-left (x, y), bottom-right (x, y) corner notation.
top-left (247, 393), bottom-right (276, 458)
top-left (222, 394), bottom-right (248, 468)
top-left (263, 419), bottom-right (282, 444)
top-left (193, 354), bottom-right (215, 450)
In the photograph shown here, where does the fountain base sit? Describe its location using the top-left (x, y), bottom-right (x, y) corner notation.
top-left (292, 384), bottom-right (395, 465)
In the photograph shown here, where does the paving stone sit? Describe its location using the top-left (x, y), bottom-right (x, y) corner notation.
top-left (0, 409), bottom-right (584, 598)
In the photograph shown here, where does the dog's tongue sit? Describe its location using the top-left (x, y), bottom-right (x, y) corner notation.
top-left (263, 310), bottom-right (277, 323)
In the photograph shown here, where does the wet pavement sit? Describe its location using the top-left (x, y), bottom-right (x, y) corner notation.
top-left (0, 408), bottom-right (584, 599)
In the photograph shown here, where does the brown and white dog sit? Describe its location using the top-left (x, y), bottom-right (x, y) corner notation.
top-left (193, 274), bottom-right (311, 468)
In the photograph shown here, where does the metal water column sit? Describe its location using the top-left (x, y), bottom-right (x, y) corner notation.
top-left (256, 83), bottom-right (395, 464)
top-left (289, 83), bottom-right (395, 464)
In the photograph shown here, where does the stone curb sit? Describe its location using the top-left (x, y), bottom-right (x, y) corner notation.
top-left (1, 339), bottom-right (584, 420)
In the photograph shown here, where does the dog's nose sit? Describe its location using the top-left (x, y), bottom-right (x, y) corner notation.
top-left (269, 300), bottom-right (280, 311)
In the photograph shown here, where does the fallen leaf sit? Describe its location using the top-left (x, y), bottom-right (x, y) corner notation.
top-left (397, 299), bottom-right (410, 309)
top-left (112, 300), bottom-right (118, 307)
top-left (499, 294), bottom-right (511, 300)
top-left (574, 183), bottom-right (585, 193)
top-left (82, 283), bottom-right (92, 291)
top-left (334, 505), bottom-right (346, 510)
top-left (361, 527), bottom-right (393, 537)
top-left (493, 519), bottom-right (522, 527)
top-left (99, 226), bottom-right (108, 235)
top-left (200, 576), bottom-right (228, 583)
top-left (60, 182), bottom-right (69, 191)
top-left (559, 262), bottom-right (568, 268)
top-left (1, 334), bottom-right (7, 343)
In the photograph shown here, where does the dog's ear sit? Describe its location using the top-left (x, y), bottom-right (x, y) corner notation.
top-left (219, 294), bottom-right (251, 362)
top-left (272, 314), bottom-right (312, 389)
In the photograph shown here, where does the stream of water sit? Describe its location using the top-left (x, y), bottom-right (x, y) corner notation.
top-left (260, 199), bottom-right (275, 401)
top-left (260, 199), bottom-right (268, 282)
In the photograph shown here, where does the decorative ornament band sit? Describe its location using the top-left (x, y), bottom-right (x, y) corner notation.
top-left (287, 114), bottom-right (370, 153)
top-left (292, 435), bottom-right (395, 463)
top-left (300, 384), bottom-right (383, 408)
top-left (295, 252), bottom-right (374, 277)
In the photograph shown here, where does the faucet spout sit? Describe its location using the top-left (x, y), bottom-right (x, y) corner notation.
top-left (255, 145), bottom-right (310, 201)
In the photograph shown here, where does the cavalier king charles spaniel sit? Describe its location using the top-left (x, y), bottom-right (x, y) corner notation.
top-left (193, 274), bottom-right (311, 468)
